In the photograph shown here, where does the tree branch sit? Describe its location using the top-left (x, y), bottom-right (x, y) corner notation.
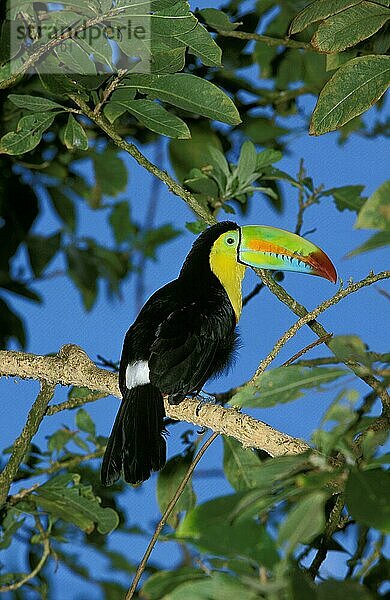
top-left (255, 270), bottom-right (390, 415)
top-left (0, 344), bottom-right (310, 462)
top-left (0, 381), bottom-right (55, 506)
top-left (69, 95), bottom-right (215, 225)
top-left (125, 432), bottom-right (219, 599)
top-left (0, 515), bottom-right (51, 592)
top-left (217, 29), bottom-right (312, 50)
top-left (308, 493), bottom-right (345, 579)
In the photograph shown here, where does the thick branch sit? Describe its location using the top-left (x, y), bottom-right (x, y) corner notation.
top-left (0, 345), bottom-right (309, 460)
top-left (0, 381), bottom-right (55, 506)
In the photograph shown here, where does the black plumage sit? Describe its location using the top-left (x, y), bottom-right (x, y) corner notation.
top-left (101, 222), bottom-right (240, 486)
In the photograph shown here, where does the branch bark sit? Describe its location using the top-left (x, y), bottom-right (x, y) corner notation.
top-left (0, 381), bottom-right (55, 506)
top-left (217, 30), bottom-right (313, 50)
top-left (0, 344), bottom-right (310, 466)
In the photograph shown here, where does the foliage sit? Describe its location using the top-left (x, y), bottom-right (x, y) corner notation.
top-left (0, 0), bottom-right (389, 598)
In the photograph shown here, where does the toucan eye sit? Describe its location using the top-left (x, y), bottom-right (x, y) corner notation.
top-left (226, 237), bottom-right (235, 245)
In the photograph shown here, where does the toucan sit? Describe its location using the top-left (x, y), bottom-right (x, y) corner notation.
top-left (101, 221), bottom-right (336, 486)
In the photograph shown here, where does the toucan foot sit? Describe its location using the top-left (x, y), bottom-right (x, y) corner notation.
top-left (193, 390), bottom-right (217, 416)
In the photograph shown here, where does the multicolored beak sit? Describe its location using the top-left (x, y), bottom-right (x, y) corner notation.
top-left (238, 225), bottom-right (337, 283)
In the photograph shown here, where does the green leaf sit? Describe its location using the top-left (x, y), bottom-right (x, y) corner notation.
top-left (289, 0), bottom-right (362, 35)
top-left (241, 116), bottom-right (288, 144)
top-left (48, 428), bottom-right (74, 453)
top-left (355, 180), bottom-right (390, 230)
top-left (318, 579), bottom-right (376, 600)
top-left (157, 452), bottom-right (196, 527)
top-left (347, 229), bottom-right (390, 257)
top-left (93, 150), bottom-right (128, 197)
top-left (230, 366), bottom-right (348, 408)
top-left (256, 148), bottom-right (283, 170)
top-left (329, 335), bottom-right (371, 367)
top-left (345, 468), bottom-right (390, 533)
top-left (66, 246), bottom-right (99, 310)
top-left (175, 22), bottom-right (222, 67)
top-left (311, 3), bottom-right (390, 54)
top-left (176, 494), bottom-right (279, 566)
top-left (26, 232), bottom-right (61, 277)
top-left (169, 122), bottom-right (223, 182)
top-left (8, 94), bottom-right (66, 112)
top-left (48, 188), bottom-right (76, 232)
top-left (76, 409), bottom-right (96, 437)
top-left (199, 8), bottom-right (240, 32)
top-left (54, 39), bottom-right (97, 75)
top-left (63, 113), bottom-right (89, 151)
top-left (109, 201), bottom-right (133, 244)
top-left (227, 454), bottom-right (314, 522)
top-left (323, 185), bottom-right (365, 213)
top-left (150, 47), bottom-right (186, 74)
top-left (278, 492), bottom-right (327, 553)
top-left (0, 298), bottom-right (26, 348)
top-left (236, 140), bottom-right (257, 185)
top-left (161, 572), bottom-right (259, 600)
top-left (223, 436), bottom-right (262, 491)
top-left (185, 220), bottom-right (208, 234)
top-left (0, 112), bottom-right (56, 155)
top-left (120, 73), bottom-right (241, 125)
top-left (113, 2), bottom-right (197, 36)
top-left (117, 99), bottom-right (190, 139)
top-left (140, 224), bottom-right (181, 259)
top-left (0, 509), bottom-right (25, 550)
top-left (184, 170), bottom-right (219, 197)
top-left (68, 386), bottom-right (95, 399)
top-left (142, 568), bottom-right (207, 600)
top-left (33, 473), bottom-right (119, 534)
top-left (310, 55), bottom-right (390, 135)
top-left (326, 50), bottom-right (357, 72)
top-left (206, 145), bottom-right (231, 179)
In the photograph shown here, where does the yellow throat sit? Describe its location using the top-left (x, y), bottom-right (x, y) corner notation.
top-left (209, 240), bottom-right (246, 322)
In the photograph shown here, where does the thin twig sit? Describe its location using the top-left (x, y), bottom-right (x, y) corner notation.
top-left (125, 431), bottom-right (219, 599)
top-left (308, 494), bottom-right (345, 579)
top-left (217, 29), bottom-right (312, 50)
top-left (0, 381), bottom-right (55, 506)
top-left (255, 270), bottom-right (390, 414)
top-left (0, 515), bottom-right (51, 592)
top-left (93, 68), bottom-right (128, 116)
top-left (135, 140), bottom-right (162, 311)
top-left (377, 287), bottom-right (390, 302)
top-left (13, 449), bottom-right (105, 483)
top-left (346, 525), bottom-right (369, 578)
top-left (69, 95), bottom-right (215, 225)
top-left (243, 283), bottom-right (264, 307)
top-left (281, 334), bottom-right (333, 367)
top-left (46, 391), bottom-right (106, 415)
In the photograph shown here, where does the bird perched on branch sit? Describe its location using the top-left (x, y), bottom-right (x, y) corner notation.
top-left (101, 221), bottom-right (336, 486)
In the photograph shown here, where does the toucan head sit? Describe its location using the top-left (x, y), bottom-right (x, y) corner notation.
top-left (210, 222), bottom-right (337, 283)
top-left (179, 221), bottom-right (336, 321)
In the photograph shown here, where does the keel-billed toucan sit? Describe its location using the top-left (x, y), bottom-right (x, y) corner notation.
top-left (101, 221), bottom-right (336, 486)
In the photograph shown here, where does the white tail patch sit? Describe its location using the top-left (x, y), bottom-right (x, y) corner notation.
top-left (125, 361), bottom-right (150, 389)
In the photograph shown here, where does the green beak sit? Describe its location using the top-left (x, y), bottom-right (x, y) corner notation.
top-left (239, 225), bottom-right (337, 283)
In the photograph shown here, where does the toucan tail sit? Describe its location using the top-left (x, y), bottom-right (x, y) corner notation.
top-left (101, 383), bottom-right (166, 486)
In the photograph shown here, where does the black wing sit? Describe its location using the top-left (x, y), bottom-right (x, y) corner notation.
top-left (148, 303), bottom-right (224, 403)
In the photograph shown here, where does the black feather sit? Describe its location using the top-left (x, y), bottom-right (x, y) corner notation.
top-left (101, 384), bottom-right (166, 486)
top-left (102, 222), bottom-right (240, 485)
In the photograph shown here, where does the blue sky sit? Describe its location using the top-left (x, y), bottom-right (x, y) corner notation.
top-left (1, 3), bottom-right (389, 597)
